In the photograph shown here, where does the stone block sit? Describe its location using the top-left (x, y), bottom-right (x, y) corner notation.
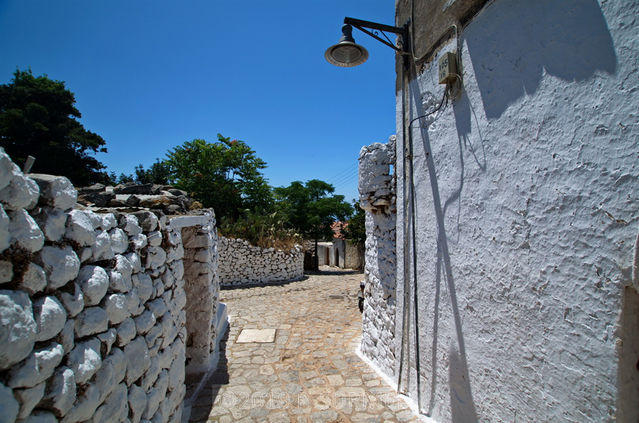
top-left (0, 290), bottom-right (37, 370)
top-left (104, 347), bottom-right (126, 384)
top-left (29, 173), bottom-right (77, 210)
top-left (31, 207), bottom-right (67, 242)
top-left (145, 246), bottom-right (166, 270)
top-left (33, 295), bottom-right (66, 342)
top-left (75, 306), bottom-right (108, 338)
top-left (8, 208), bottom-right (45, 252)
top-left (121, 214), bottom-right (142, 236)
top-left (65, 209), bottom-right (97, 246)
top-left (134, 310), bottom-right (156, 335)
top-left (124, 337), bottom-right (151, 385)
top-left (109, 228), bottom-right (128, 255)
top-left (91, 382), bottom-right (128, 423)
top-left (101, 213), bottom-right (117, 231)
top-left (104, 293), bottom-right (130, 325)
top-left (147, 231), bottom-right (162, 247)
top-left (131, 233), bottom-right (148, 250)
top-left (9, 343), bottom-right (64, 388)
top-left (0, 165), bottom-right (39, 211)
top-left (15, 381), bottom-right (45, 419)
top-left (0, 150), bottom-right (15, 190)
top-left (38, 246), bottom-right (80, 289)
top-left (68, 338), bottom-right (102, 384)
top-left (43, 366), bottom-right (76, 417)
top-left (92, 229), bottom-right (114, 261)
top-left (0, 383), bottom-right (19, 423)
top-left (133, 273), bottom-right (153, 303)
top-left (128, 384), bottom-right (147, 423)
top-left (126, 252), bottom-right (142, 273)
top-left (97, 328), bottom-right (117, 356)
top-left (60, 384), bottom-right (100, 423)
top-left (59, 283), bottom-right (84, 318)
top-left (125, 289), bottom-right (144, 316)
top-left (116, 317), bottom-right (136, 347)
top-left (132, 211), bottom-right (158, 232)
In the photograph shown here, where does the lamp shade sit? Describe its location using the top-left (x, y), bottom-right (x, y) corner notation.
top-left (325, 24), bottom-right (369, 67)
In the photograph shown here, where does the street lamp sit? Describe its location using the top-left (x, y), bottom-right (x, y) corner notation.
top-left (325, 17), bottom-right (410, 67)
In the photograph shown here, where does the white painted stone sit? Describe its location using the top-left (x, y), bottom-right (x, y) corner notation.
top-left (29, 173), bottom-right (77, 210)
top-left (14, 381), bottom-right (45, 419)
top-left (33, 296), bottom-right (66, 342)
top-left (79, 246), bottom-right (92, 263)
top-left (8, 343), bottom-right (64, 388)
top-left (0, 165), bottom-right (39, 211)
top-left (142, 356), bottom-right (161, 391)
top-left (97, 328), bottom-right (117, 356)
top-left (92, 230), bottom-right (114, 261)
top-left (38, 246), bottom-right (80, 289)
top-left (102, 213), bottom-right (117, 231)
top-left (59, 283), bottom-right (84, 318)
top-left (44, 366), bottom-right (76, 417)
top-left (76, 269), bottom-right (108, 304)
top-left (128, 384), bottom-right (147, 423)
top-left (59, 320), bottom-right (74, 355)
top-left (91, 382), bottom-right (128, 423)
top-left (125, 289), bottom-right (144, 316)
top-left (145, 246), bottom-right (167, 270)
top-left (104, 347), bottom-right (126, 384)
top-left (22, 411), bottom-right (57, 423)
top-left (147, 231), bottom-right (162, 247)
top-left (131, 233), bottom-right (148, 250)
top-left (236, 328), bottom-right (276, 343)
top-left (31, 207), bottom-right (67, 242)
top-left (93, 360), bottom-right (114, 403)
top-left (126, 252), bottom-right (142, 273)
top-left (124, 337), bottom-right (151, 385)
top-left (110, 228), bottom-right (128, 255)
top-left (0, 150), bottom-right (15, 191)
top-left (104, 293), bottom-right (130, 325)
top-left (65, 209), bottom-right (97, 246)
top-left (0, 383), bottom-right (19, 423)
top-left (146, 298), bottom-right (167, 319)
top-left (0, 205), bottom-right (9, 253)
top-left (134, 310), bottom-right (156, 335)
top-left (60, 384), bottom-right (100, 423)
top-left (17, 263), bottom-right (46, 295)
top-left (74, 306), bottom-right (108, 337)
top-left (132, 273), bottom-right (153, 303)
top-left (122, 215), bottom-right (142, 236)
top-left (0, 290), bottom-right (37, 370)
top-left (68, 338), bottom-right (102, 384)
top-left (8, 208), bottom-right (44, 252)
top-left (116, 317), bottom-right (136, 346)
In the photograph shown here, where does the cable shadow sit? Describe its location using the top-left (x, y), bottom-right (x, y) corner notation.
top-left (408, 74), bottom-right (478, 421)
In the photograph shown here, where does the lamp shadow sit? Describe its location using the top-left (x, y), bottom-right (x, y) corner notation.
top-left (465, 0), bottom-right (617, 119)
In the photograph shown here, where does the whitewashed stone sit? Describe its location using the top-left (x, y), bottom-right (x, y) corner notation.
top-left (93, 360), bottom-right (114, 403)
top-left (59, 320), bottom-right (74, 358)
top-left (0, 165), bottom-right (39, 211)
top-left (145, 246), bottom-right (166, 270)
top-left (125, 289), bottom-right (144, 316)
top-left (133, 273), bottom-right (153, 303)
top-left (79, 246), bottom-right (92, 263)
top-left (0, 383), bottom-right (19, 423)
top-left (97, 328), bottom-right (117, 356)
top-left (104, 347), bottom-right (126, 384)
top-left (132, 211), bottom-right (158, 232)
top-left (60, 384), bottom-right (100, 423)
top-left (33, 296), bottom-right (66, 342)
top-left (122, 215), bottom-right (142, 236)
top-left (65, 209), bottom-right (97, 246)
top-left (134, 310), bottom-right (156, 335)
top-left (116, 317), bottom-right (136, 347)
top-left (130, 233), bottom-right (147, 250)
top-left (75, 306), bottom-right (108, 337)
top-left (68, 338), bottom-right (102, 384)
top-left (38, 246), bottom-right (80, 289)
top-left (147, 231), bottom-right (162, 247)
top-left (143, 387), bottom-right (162, 420)
top-left (59, 283), bottom-right (84, 317)
top-left (0, 205), bottom-right (9, 253)
top-left (0, 260), bottom-right (12, 284)
top-left (104, 293), bottom-right (130, 325)
top-left (128, 384), bottom-right (147, 423)
top-left (92, 230), bottom-right (114, 261)
top-left (0, 290), bottom-right (37, 369)
top-left (92, 383), bottom-right (128, 423)
top-left (15, 381), bottom-right (45, 419)
top-left (22, 411), bottom-right (57, 423)
top-left (124, 337), bottom-right (151, 385)
top-left (146, 298), bottom-right (167, 319)
top-left (29, 173), bottom-right (77, 210)
top-left (0, 150), bottom-right (15, 191)
top-left (102, 213), bottom-right (117, 231)
top-left (17, 263), bottom-right (46, 295)
top-left (110, 228), bottom-right (128, 254)
top-left (32, 207), bottom-right (67, 242)
top-left (169, 260), bottom-right (184, 281)
top-left (9, 343), bottom-right (64, 388)
top-left (8, 208), bottom-right (44, 252)
top-left (44, 366), bottom-right (75, 417)
top-left (167, 348), bottom-right (185, 390)
top-left (75, 267), bottom-right (108, 307)
top-left (125, 252), bottom-right (142, 273)
top-left (109, 256), bottom-right (133, 293)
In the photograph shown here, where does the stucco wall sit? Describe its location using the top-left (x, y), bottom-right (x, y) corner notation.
top-left (0, 149), bottom-right (222, 423)
top-left (388, 0), bottom-right (638, 422)
top-left (217, 236), bottom-right (303, 286)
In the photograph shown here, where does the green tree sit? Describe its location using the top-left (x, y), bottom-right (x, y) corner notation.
top-left (274, 179), bottom-right (353, 267)
top-left (0, 69), bottom-right (108, 185)
top-left (342, 201), bottom-right (366, 245)
top-left (166, 135), bottom-right (272, 220)
top-left (134, 159), bottom-right (171, 185)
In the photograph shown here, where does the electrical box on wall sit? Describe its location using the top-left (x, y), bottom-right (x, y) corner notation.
top-left (438, 51), bottom-right (458, 84)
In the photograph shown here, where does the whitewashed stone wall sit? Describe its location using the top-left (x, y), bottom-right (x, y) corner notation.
top-left (358, 136), bottom-right (398, 378)
top-left (217, 236), bottom-right (303, 286)
top-left (0, 149), bottom-right (220, 423)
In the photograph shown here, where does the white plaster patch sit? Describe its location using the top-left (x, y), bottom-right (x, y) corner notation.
top-left (235, 328), bottom-right (276, 343)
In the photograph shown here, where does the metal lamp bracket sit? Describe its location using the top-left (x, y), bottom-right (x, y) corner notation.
top-left (344, 17), bottom-right (410, 54)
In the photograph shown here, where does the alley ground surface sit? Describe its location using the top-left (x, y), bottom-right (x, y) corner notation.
top-left (187, 267), bottom-right (420, 423)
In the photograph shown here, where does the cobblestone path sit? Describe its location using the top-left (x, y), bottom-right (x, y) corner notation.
top-left (187, 267), bottom-right (420, 423)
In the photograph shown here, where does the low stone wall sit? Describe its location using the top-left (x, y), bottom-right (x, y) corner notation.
top-left (217, 236), bottom-right (303, 286)
top-left (0, 149), bottom-right (220, 423)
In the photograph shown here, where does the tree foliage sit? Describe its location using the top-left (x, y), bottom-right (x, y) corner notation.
top-left (165, 135), bottom-right (272, 220)
top-left (0, 69), bottom-right (108, 185)
top-left (134, 159), bottom-right (171, 185)
top-left (342, 201), bottom-right (366, 245)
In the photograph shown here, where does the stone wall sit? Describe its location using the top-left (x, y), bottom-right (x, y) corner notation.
top-left (358, 136), bottom-right (397, 378)
top-left (386, 0), bottom-right (639, 421)
top-left (217, 236), bottom-right (303, 287)
top-left (0, 149), bottom-right (220, 423)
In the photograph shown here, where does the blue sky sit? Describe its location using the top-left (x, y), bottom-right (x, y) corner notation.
top-left (0, 1), bottom-right (397, 202)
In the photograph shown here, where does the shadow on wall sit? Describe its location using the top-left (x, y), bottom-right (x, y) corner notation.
top-left (465, 0), bottom-right (617, 119)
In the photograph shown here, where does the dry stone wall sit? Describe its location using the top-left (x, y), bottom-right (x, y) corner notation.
top-left (217, 236), bottom-right (303, 286)
top-left (0, 148), bottom-right (219, 423)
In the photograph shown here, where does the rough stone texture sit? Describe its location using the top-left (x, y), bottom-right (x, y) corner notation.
top-left (0, 161), bottom-right (39, 211)
top-left (44, 366), bottom-right (76, 417)
top-left (9, 343), bottom-right (64, 388)
top-left (65, 209), bottom-right (97, 246)
top-left (0, 205), bottom-right (10, 253)
top-left (376, 1), bottom-right (639, 422)
top-left (0, 382), bottom-right (19, 423)
top-left (218, 236), bottom-right (303, 286)
top-left (33, 296), bottom-right (67, 342)
top-left (68, 338), bottom-right (102, 384)
top-left (9, 208), bottom-right (45, 252)
top-left (29, 173), bottom-right (78, 211)
top-left (15, 382), bottom-right (45, 419)
top-left (38, 246), bottom-right (80, 289)
top-left (0, 290), bottom-right (37, 369)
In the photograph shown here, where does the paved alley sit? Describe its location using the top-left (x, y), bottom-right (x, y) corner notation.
top-left (187, 267), bottom-right (420, 423)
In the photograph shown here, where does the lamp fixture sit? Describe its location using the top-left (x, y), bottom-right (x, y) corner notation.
top-left (325, 17), bottom-right (410, 67)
